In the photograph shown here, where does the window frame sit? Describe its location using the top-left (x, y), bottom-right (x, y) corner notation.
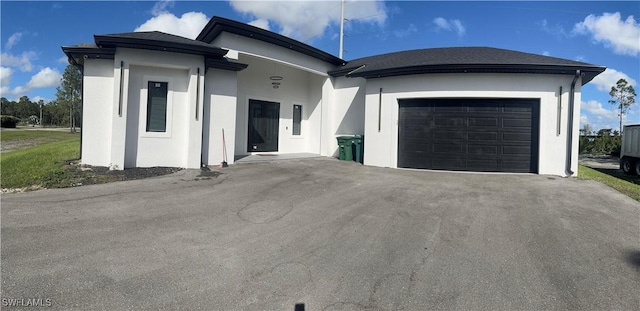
top-left (139, 75), bottom-right (173, 138)
top-left (292, 104), bottom-right (302, 136)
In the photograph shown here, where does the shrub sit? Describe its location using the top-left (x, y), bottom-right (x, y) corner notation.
top-left (1, 115), bottom-right (21, 128)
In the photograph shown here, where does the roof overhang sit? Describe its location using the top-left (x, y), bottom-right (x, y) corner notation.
top-left (61, 46), bottom-right (116, 66)
top-left (197, 16), bottom-right (345, 66)
top-left (94, 34), bottom-right (227, 58)
top-left (205, 57), bottom-right (248, 72)
top-left (332, 63), bottom-right (606, 85)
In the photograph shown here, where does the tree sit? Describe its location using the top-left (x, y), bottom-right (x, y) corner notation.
top-left (580, 124), bottom-right (593, 136)
top-left (609, 78), bottom-right (636, 133)
top-left (597, 128), bottom-right (612, 137)
top-left (55, 64), bottom-right (82, 133)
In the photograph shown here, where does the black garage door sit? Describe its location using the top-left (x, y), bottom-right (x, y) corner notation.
top-left (398, 98), bottom-right (539, 173)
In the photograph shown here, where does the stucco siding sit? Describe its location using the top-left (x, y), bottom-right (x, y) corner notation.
top-left (327, 76), bottom-right (366, 157)
top-left (211, 32), bottom-right (335, 76)
top-left (203, 69), bottom-right (238, 166)
top-left (115, 48), bottom-right (204, 169)
top-left (363, 73), bottom-right (581, 176)
top-left (81, 59), bottom-right (114, 167)
top-left (234, 54), bottom-right (321, 155)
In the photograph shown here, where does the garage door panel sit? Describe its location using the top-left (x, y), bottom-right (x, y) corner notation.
top-left (433, 130), bottom-right (464, 140)
top-left (468, 132), bottom-right (499, 142)
top-left (502, 118), bottom-right (532, 128)
top-left (503, 132), bottom-right (531, 142)
top-left (398, 98), bottom-right (539, 173)
top-left (503, 106), bottom-right (533, 113)
top-left (468, 117), bottom-right (499, 127)
top-left (468, 106), bottom-right (500, 113)
top-left (466, 159), bottom-right (499, 171)
top-left (503, 145), bottom-right (531, 155)
top-left (434, 104), bottom-right (464, 112)
top-left (468, 145), bottom-right (498, 155)
top-left (433, 143), bottom-right (464, 153)
top-left (434, 117), bottom-right (465, 127)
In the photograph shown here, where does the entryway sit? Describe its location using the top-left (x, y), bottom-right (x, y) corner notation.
top-left (248, 99), bottom-right (280, 152)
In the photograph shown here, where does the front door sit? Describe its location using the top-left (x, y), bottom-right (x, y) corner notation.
top-left (248, 99), bottom-right (280, 152)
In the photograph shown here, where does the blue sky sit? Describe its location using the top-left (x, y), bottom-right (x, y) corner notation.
top-left (1, 1), bottom-right (638, 131)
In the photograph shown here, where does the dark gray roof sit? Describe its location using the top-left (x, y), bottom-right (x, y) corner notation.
top-left (94, 31), bottom-right (227, 57)
top-left (63, 31), bottom-right (250, 71)
top-left (330, 47), bottom-right (606, 84)
top-left (196, 16), bottom-right (345, 66)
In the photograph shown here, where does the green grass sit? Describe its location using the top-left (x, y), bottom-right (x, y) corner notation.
top-left (1, 131), bottom-right (81, 189)
top-left (1, 129), bottom-right (77, 142)
top-left (578, 164), bottom-right (640, 201)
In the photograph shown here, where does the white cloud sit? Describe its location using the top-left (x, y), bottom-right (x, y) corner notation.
top-left (229, 0), bottom-right (387, 42)
top-left (1, 67), bottom-right (62, 97)
top-left (0, 66), bottom-right (13, 87)
top-left (433, 17), bottom-right (465, 36)
top-left (58, 56), bottom-right (69, 64)
top-left (26, 67), bottom-right (62, 89)
top-left (393, 23), bottom-right (417, 38)
top-left (542, 51), bottom-right (550, 56)
top-left (538, 19), bottom-right (570, 38)
top-left (1, 51), bottom-right (36, 72)
top-left (151, 0), bottom-right (174, 16)
top-left (135, 10), bottom-right (208, 39)
top-left (248, 19), bottom-right (270, 31)
top-left (581, 100), bottom-right (624, 122)
top-left (573, 12), bottom-right (640, 56)
top-left (591, 68), bottom-right (637, 92)
top-left (5, 32), bottom-right (23, 50)
top-left (32, 96), bottom-right (49, 103)
top-left (580, 114), bottom-right (589, 126)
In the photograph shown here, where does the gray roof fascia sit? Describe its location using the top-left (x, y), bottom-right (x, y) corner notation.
top-left (338, 63), bottom-right (606, 85)
top-left (197, 16), bottom-right (345, 66)
top-left (94, 35), bottom-right (227, 58)
top-left (61, 46), bottom-right (116, 66)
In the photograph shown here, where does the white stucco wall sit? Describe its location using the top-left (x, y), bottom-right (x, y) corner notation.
top-left (211, 32), bottom-right (335, 76)
top-left (324, 76), bottom-right (366, 157)
top-left (234, 54), bottom-right (322, 155)
top-left (81, 59), bottom-right (114, 167)
top-left (203, 68), bottom-right (238, 166)
top-left (115, 48), bottom-right (204, 169)
top-left (362, 73), bottom-right (582, 176)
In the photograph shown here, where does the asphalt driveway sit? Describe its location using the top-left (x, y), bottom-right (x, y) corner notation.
top-left (2, 158), bottom-right (639, 310)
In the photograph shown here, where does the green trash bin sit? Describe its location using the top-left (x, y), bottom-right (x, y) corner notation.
top-left (336, 136), bottom-right (354, 161)
top-left (352, 135), bottom-right (363, 163)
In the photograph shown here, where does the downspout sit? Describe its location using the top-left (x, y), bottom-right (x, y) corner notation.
top-left (566, 70), bottom-right (581, 176)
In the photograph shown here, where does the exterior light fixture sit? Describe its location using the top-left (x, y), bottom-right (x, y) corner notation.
top-left (270, 76), bottom-right (283, 89)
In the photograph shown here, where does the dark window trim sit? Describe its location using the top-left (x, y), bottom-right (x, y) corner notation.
top-left (146, 81), bottom-right (169, 133)
top-left (293, 104), bottom-right (302, 136)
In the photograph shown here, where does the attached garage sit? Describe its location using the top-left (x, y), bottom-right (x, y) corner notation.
top-left (332, 47), bottom-right (606, 176)
top-left (397, 98), bottom-right (539, 173)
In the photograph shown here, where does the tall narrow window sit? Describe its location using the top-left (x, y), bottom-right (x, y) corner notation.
top-left (293, 104), bottom-right (302, 135)
top-left (146, 81), bottom-right (168, 132)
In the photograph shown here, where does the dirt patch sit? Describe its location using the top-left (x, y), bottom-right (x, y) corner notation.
top-left (578, 154), bottom-right (620, 170)
top-left (1, 138), bottom-right (55, 153)
top-left (69, 161), bottom-right (184, 186)
top-left (1, 161), bottom-right (185, 193)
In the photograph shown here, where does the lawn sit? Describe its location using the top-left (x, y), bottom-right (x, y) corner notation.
top-left (1, 129), bottom-right (77, 142)
top-left (1, 130), bottom-right (81, 189)
top-left (578, 164), bottom-right (640, 201)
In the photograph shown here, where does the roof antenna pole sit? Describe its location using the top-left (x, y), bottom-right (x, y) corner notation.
top-left (339, 0), bottom-right (344, 59)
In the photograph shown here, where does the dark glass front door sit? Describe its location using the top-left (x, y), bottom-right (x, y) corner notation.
top-left (248, 99), bottom-right (280, 152)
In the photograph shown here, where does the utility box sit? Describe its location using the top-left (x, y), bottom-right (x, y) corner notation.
top-left (620, 124), bottom-right (640, 175)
